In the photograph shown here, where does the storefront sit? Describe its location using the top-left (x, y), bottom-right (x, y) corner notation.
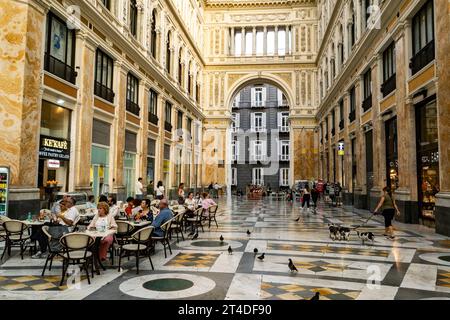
top-left (163, 144), bottom-right (171, 189)
top-left (38, 101), bottom-right (71, 207)
top-left (147, 138), bottom-right (156, 185)
top-left (385, 117), bottom-right (399, 190)
top-left (365, 130), bottom-right (374, 209)
top-left (124, 131), bottom-right (137, 198)
top-left (91, 119), bottom-right (110, 199)
top-left (416, 95), bottom-right (439, 225)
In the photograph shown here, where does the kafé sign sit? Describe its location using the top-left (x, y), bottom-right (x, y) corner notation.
top-left (39, 135), bottom-right (70, 160)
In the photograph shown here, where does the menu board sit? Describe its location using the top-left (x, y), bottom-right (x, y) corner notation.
top-left (0, 167), bottom-right (9, 216)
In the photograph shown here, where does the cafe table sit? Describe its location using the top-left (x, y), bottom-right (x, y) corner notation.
top-left (84, 229), bottom-right (117, 274)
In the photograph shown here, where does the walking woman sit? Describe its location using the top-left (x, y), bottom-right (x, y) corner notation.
top-left (301, 185), bottom-right (311, 212)
top-left (374, 186), bottom-right (400, 239)
top-left (311, 184), bottom-right (320, 214)
top-left (178, 183), bottom-right (185, 204)
top-left (155, 181), bottom-right (165, 200)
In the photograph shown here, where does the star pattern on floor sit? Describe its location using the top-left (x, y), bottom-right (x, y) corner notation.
top-left (0, 275), bottom-right (89, 291)
top-left (436, 269), bottom-right (450, 288)
top-left (260, 282), bottom-right (360, 300)
top-left (267, 242), bottom-right (390, 257)
top-left (164, 252), bottom-right (220, 268)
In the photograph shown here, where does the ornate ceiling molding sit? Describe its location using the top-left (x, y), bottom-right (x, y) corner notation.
top-left (204, 0), bottom-right (316, 9)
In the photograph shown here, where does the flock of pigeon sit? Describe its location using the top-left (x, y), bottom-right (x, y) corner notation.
top-left (218, 232), bottom-right (320, 300)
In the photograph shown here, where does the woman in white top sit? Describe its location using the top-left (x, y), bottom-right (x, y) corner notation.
top-left (184, 192), bottom-right (196, 217)
top-left (88, 202), bottom-right (117, 261)
top-left (155, 181), bottom-right (165, 200)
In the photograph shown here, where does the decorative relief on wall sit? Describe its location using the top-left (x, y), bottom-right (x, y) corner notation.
top-left (273, 72), bottom-right (292, 87)
top-left (227, 73), bottom-right (245, 89)
top-left (231, 13), bottom-right (289, 22)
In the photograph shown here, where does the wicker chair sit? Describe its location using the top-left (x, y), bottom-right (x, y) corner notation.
top-left (152, 218), bottom-right (174, 258)
top-left (170, 211), bottom-right (185, 242)
top-left (41, 226), bottom-right (64, 276)
top-left (185, 207), bottom-right (204, 234)
top-left (118, 226), bottom-right (155, 274)
top-left (205, 205), bottom-right (219, 228)
top-left (1, 220), bottom-right (31, 260)
top-left (59, 233), bottom-right (95, 286)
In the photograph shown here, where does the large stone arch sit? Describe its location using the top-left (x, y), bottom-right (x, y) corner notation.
top-left (225, 73), bottom-right (295, 111)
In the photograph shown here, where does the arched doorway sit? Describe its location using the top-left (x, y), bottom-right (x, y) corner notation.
top-left (228, 81), bottom-right (292, 196)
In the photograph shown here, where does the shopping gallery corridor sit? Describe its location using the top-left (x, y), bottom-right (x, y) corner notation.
top-left (1, 196), bottom-right (450, 300)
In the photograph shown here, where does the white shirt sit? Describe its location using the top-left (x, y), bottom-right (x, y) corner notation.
top-left (156, 186), bottom-right (165, 196)
top-left (95, 216), bottom-right (108, 231)
top-left (59, 206), bottom-right (79, 231)
top-left (109, 205), bottom-right (120, 218)
top-left (135, 181), bottom-right (143, 195)
top-left (184, 198), bottom-right (196, 211)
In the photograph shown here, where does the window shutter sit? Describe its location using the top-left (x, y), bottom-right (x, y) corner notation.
top-left (250, 113), bottom-right (255, 131)
top-left (277, 112), bottom-right (282, 129)
top-left (277, 89), bottom-right (283, 106)
top-left (262, 88), bottom-right (267, 106)
top-left (262, 140), bottom-right (267, 161)
top-left (236, 113), bottom-right (240, 129)
top-left (249, 140), bottom-right (254, 161)
top-left (251, 88), bottom-right (256, 106)
top-left (279, 169), bottom-right (284, 186)
top-left (260, 168), bottom-right (264, 185)
top-left (236, 140), bottom-right (240, 158)
top-left (262, 113), bottom-right (267, 131)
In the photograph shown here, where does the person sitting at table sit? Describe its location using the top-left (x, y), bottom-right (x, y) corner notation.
top-left (32, 198), bottom-right (79, 259)
top-left (87, 202), bottom-right (117, 261)
top-left (151, 198), bottom-right (173, 237)
top-left (125, 197), bottom-right (134, 217)
top-left (133, 199), bottom-right (153, 222)
top-left (86, 195), bottom-right (97, 209)
top-left (184, 192), bottom-right (196, 218)
top-left (51, 194), bottom-right (71, 215)
top-left (98, 195), bottom-right (108, 203)
top-left (201, 192), bottom-right (217, 216)
top-left (107, 196), bottom-right (119, 218)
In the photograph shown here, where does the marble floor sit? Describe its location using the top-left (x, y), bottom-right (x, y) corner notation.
top-left (1, 197), bottom-right (450, 300)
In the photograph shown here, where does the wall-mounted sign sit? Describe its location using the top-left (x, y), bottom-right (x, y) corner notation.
top-left (47, 159), bottom-right (61, 168)
top-left (338, 142), bottom-right (345, 156)
top-left (0, 167), bottom-right (9, 217)
top-left (163, 160), bottom-right (171, 173)
top-left (39, 135), bottom-right (70, 160)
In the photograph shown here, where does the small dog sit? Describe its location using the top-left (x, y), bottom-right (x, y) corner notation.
top-left (329, 224), bottom-right (351, 241)
top-left (357, 231), bottom-right (375, 245)
top-left (328, 224), bottom-right (339, 240)
top-left (339, 227), bottom-right (351, 241)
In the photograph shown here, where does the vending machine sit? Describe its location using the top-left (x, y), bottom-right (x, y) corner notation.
top-left (0, 167), bottom-right (9, 217)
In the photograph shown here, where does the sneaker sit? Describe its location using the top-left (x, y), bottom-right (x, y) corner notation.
top-left (32, 251), bottom-right (44, 259)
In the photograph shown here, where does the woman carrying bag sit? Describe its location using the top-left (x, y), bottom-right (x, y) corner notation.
top-left (374, 186), bottom-right (401, 240)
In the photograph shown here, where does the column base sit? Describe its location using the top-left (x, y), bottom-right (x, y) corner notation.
top-left (354, 189), bottom-right (368, 210)
top-left (369, 187), bottom-right (382, 212)
top-left (7, 188), bottom-right (41, 220)
top-left (435, 192), bottom-right (450, 236)
top-left (343, 192), bottom-right (353, 206)
top-left (394, 188), bottom-right (419, 224)
top-left (74, 186), bottom-right (93, 196)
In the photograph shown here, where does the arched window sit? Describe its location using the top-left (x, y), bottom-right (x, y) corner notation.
top-left (166, 31), bottom-right (171, 73)
top-left (178, 48), bottom-right (183, 86)
top-left (349, 2), bottom-right (356, 49)
top-left (130, 0), bottom-right (138, 37)
top-left (187, 61), bottom-right (192, 96)
top-left (150, 9), bottom-right (157, 59)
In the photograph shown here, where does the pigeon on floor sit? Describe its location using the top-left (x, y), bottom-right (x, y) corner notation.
top-left (188, 231), bottom-right (195, 237)
top-left (257, 253), bottom-right (265, 261)
top-left (247, 230), bottom-right (251, 236)
top-left (295, 217), bottom-right (300, 222)
top-left (253, 248), bottom-right (258, 256)
top-left (192, 233), bottom-right (199, 240)
top-left (288, 259), bottom-right (298, 273)
top-left (310, 292), bottom-right (320, 300)
top-left (220, 235), bottom-right (224, 242)
top-left (228, 246), bottom-right (233, 255)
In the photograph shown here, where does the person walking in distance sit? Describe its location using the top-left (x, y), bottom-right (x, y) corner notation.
top-left (301, 185), bottom-right (311, 212)
top-left (311, 184), bottom-right (319, 214)
top-left (155, 181), bottom-right (165, 200)
top-left (373, 186), bottom-right (401, 239)
top-left (135, 178), bottom-right (144, 200)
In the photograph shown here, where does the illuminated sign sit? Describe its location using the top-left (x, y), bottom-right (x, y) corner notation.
top-left (47, 159), bottom-right (61, 168)
top-left (39, 135), bottom-right (70, 160)
top-left (338, 142), bottom-right (345, 156)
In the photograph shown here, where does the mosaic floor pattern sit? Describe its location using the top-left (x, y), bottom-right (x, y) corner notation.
top-left (1, 197), bottom-right (450, 300)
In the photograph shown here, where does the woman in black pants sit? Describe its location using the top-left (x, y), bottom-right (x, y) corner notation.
top-left (301, 185), bottom-right (311, 212)
top-left (311, 185), bottom-right (319, 214)
top-left (374, 187), bottom-right (400, 239)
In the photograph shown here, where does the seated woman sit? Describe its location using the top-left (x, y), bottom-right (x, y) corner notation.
top-left (87, 202), bottom-right (117, 261)
top-left (124, 197), bottom-right (135, 218)
top-left (133, 199), bottom-right (153, 222)
top-left (184, 192), bottom-right (196, 218)
top-left (201, 192), bottom-right (217, 216)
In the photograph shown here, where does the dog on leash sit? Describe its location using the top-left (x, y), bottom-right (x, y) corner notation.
top-left (356, 231), bottom-right (375, 245)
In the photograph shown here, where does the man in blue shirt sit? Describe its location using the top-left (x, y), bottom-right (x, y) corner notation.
top-left (151, 198), bottom-right (173, 237)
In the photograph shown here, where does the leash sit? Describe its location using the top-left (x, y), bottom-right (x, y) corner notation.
top-left (352, 212), bottom-right (377, 230)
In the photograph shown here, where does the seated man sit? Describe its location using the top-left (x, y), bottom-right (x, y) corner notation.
top-left (32, 198), bottom-right (80, 259)
top-left (107, 196), bottom-right (120, 218)
top-left (151, 198), bottom-right (173, 237)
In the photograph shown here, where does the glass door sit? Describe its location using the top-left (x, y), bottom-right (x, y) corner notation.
top-left (0, 167), bottom-right (9, 216)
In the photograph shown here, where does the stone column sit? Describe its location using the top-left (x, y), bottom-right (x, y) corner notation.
top-left (72, 33), bottom-right (96, 195)
top-left (292, 25), bottom-right (296, 54)
top-left (285, 26), bottom-right (290, 55)
top-left (370, 54), bottom-right (384, 210)
top-left (110, 62), bottom-right (127, 201)
top-left (0, 0), bottom-right (45, 218)
top-left (342, 93), bottom-right (353, 206)
top-left (137, 81), bottom-right (149, 192)
top-left (156, 95), bottom-right (166, 184)
top-left (263, 26), bottom-right (268, 56)
top-left (274, 26), bottom-right (279, 56)
top-left (435, 0), bottom-right (450, 236)
top-left (394, 23), bottom-right (419, 224)
top-left (241, 27), bottom-right (245, 56)
top-left (354, 76), bottom-right (367, 209)
top-left (293, 126), bottom-right (317, 181)
top-left (230, 27), bottom-right (235, 55)
top-left (252, 27), bottom-right (257, 56)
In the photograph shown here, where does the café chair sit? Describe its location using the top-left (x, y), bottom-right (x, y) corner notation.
top-left (118, 226), bottom-right (155, 274)
top-left (152, 219), bottom-right (174, 258)
top-left (1, 220), bottom-right (31, 260)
